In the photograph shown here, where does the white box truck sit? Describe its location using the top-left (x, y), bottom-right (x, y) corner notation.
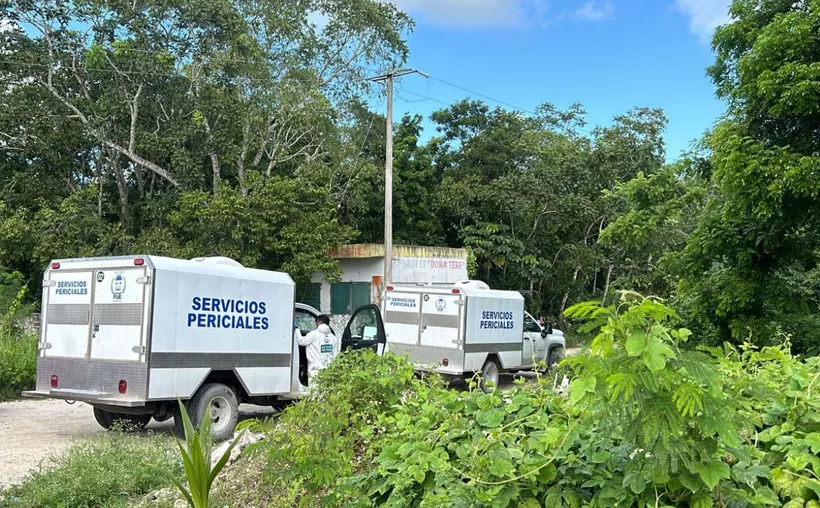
top-left (378, 281), bottom-right (566, 390)
top-left (24, 255), bottom-right (381, 440)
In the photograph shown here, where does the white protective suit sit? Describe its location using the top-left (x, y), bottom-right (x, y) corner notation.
top-left (297, 324), bottom-right (340, 384)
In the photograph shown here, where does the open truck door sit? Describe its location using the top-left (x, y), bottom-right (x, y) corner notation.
top-left (342, 304), bottom-right (386, 354)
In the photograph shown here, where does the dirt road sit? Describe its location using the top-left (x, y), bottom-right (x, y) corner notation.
top-left (0, 399), bottom-right (275, 489)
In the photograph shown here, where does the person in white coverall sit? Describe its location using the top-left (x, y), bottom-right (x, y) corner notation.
top-left (297, 314), bottom-right (339, 386)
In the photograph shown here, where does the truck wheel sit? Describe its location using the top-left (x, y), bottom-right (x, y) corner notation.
top-left (178, 383), bottom-right (239, 442)
top-left (480, 360), bottom-right (500, 393)
top-left (93, 407), bottom-right (114, 429)
top-left (93, 407), bottom-right (152, 430)
top-left (548, 346), bottom-right (565, 371)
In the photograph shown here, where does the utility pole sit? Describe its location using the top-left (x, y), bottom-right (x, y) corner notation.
top-left (367, 68), bottom-right (426, 285)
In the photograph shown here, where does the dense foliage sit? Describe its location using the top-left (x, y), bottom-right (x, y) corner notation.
top-left (672, 0), bottom-right (820, 352)
top-left (2, 0), bottom-right (819, 352)
top-left (240, 293), bottom-right (819, 507)
top-left (0, 270), bottom-right (36, 401)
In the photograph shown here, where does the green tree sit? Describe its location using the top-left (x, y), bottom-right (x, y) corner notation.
top-left (600, 158), bottom-right (708, 298)
top-left (676, 0), bottom-right (820, 353)
top-left (0, 0), bottom-right (412, 293)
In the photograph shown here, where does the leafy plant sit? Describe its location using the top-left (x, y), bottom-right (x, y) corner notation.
top-left (169, 400), bottom-right (241, 508)
top-left (0, 283), bottom-right (37, 401)
top-left (241, 349), bottom-right (421, 506)
top-left (322, 292), bottom-right (818, 507)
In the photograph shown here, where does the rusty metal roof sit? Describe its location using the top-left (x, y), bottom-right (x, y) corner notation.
top-left (329, 244), bottom-right (467, 260)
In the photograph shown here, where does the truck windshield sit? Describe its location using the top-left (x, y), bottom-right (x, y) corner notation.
top-left (523, 313), bottom-right (541, 333)
top-left (295, 310), bottom-right (317, 336)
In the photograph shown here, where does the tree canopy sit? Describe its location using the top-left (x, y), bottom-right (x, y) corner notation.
top-left (1, 0), bottom-right (819, 353)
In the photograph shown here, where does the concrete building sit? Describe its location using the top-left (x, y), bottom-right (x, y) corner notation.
top-left (300, 244), bottom-right (469, 323)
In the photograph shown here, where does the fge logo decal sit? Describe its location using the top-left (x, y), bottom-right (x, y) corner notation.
top-left (435, 297), bottom-right (446, 312)
top-left (111, 273), bottom-right (126, 300)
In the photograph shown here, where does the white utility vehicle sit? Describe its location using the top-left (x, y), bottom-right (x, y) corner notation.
top-left (24, 255), bottom-right (376, 440)
top-left (363, 281), bottom-right (565, 390)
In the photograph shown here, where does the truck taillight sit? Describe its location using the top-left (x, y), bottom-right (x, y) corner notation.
top-left (133, 258), bottom-right (144, 266)
top-left (50, 375), bottom-right (58, 388)
top-left (51, 262), bottom-right (60, 269)
top-left (118, 379), bottom-right (127, 394)
top-left (442, 358), bottom-right (449, 367)
top-left (452, 289), bottom-right (460, 294)
top-left (386, 286), bottom-right (393, 291)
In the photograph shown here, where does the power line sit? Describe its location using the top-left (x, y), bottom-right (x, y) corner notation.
top-left (427, 75), bottom-right (535, 115)
top-left (395, 87), bottom-right (450, 107)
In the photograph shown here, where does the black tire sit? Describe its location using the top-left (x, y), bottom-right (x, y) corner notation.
top-left (177, 383), bottom-right (239, 442)
top-left (93, 407), bottom-right (152, 431)
top-left (93, 406), bottom-right (114, 429)
top-left (480, 359), bottom-right (500, 393)
top-left (548, 346), bottom-right (565, 371)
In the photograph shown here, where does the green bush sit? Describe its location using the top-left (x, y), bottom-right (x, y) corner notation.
top-left (231, 291), bottom-right (814, 507)
top-left (0, 284), bottom-right (37, 401)
top-left (241, 349), bottom-right (425, 506)
top-left (0, 432), bottom-right (182, 507)
top-left (332, 292), bottom-right (820, 507)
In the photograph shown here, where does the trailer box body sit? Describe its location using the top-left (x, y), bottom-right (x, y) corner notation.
top-left (29, 255), bottom-right (298, 406)
top-left (383, 285), bottom-right (529, 375)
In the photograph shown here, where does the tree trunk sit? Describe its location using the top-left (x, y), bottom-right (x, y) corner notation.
top-left (200, 114), bottom-right (221, 193)
top-left (109, 151), bottom-right (130, 225)
top-left (237, 121), bottom-right (251, 197)
top-left (602, 264), bottom-right (614, 304)
top-left (134, 166), bottom-right (145, 198)
top-left (94, 152), bottom-right (103, 218)
top-left (559, 265), bottom-right (581, 327)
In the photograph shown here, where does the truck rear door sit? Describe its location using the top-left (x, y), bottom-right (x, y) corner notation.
top-left (43, 268), bottom-right (94, 358)
top-left (89, 267), bottom-right (148, 361)
top-left (421, 291), bottom-right (462, 350)
top-left (383, 290), bottom-right (422, 348)
top-left (43, 263), bottom-right (148, 362)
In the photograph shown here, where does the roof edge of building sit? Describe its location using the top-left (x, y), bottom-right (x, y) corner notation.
top-left (329, 243), bottom-right (467, 260)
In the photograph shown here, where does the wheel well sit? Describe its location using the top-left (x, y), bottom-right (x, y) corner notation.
top-left (485, 353), bottom-right (501, 371)
top-left (202, 370), bottom-right (249, 403)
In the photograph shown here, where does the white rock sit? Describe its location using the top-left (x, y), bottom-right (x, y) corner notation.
top-left (210, 431), bottom-right (265, 466)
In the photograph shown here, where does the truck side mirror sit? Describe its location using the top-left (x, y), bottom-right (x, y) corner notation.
top-left (542, 322), bottom-right (552, 336)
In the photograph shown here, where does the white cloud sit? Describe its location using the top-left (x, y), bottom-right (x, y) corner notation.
top-left (572, 1), bottom-right (613, 21)
top-left (386, 0), bottom-right (550, 28)
top-left (675, 0), bottom-right (732, 42)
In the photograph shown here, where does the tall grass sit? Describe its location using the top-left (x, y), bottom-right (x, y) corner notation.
top-left (0, 432), bottom-right (182, 507)
top-left (0, 287), bottom-right (37, 401)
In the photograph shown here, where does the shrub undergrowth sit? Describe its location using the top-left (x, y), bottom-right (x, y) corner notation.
top-left (0, 432), bottom-right (182, 508)
top-left (0, 285), bottom-right (37, 401)
top-left (243, 291), bottom-right (819, 507)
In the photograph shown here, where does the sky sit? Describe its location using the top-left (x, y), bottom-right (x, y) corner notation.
top-left (374, 0), bottom-right (732, 161)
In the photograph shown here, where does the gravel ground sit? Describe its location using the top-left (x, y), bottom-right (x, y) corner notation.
top-left (0, 399), bottom-right (275, 490)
